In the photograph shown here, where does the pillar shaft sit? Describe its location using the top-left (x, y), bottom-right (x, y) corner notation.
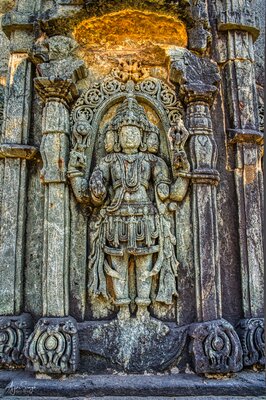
top-left (0, 49), bottom-right (33, 316)
top-left (35, 78), bottom-right (77, 317)
top-left (184, 85), bottom-right (221, 322)
top-left (218, 5), bottom-right (264, 318)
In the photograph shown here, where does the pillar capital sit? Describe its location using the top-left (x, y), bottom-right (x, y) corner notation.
top-left (34, 77), bottom-right (78, 107)
top-left (181, 83), bottom-right (218, 106)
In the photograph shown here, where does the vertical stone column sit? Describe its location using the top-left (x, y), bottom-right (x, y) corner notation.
top-left (169, 49), bottom-right (243, 373)
top-left (217, 0), bottom-right (264, 367)
top-left (25, 78), bottom-right (79, 374)
top-left (184, 84), bottom-right (221, 322)
top-left (0, 0), bottom-right (39, 367)
top-left (183, 84), bottom-right (242, 374)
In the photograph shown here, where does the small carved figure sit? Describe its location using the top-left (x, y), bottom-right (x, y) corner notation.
top-left (68, 94), bottom-right (190, 320)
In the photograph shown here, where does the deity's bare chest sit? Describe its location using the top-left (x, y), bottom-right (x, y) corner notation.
top-left (110, 155), bottom-right (151, 190)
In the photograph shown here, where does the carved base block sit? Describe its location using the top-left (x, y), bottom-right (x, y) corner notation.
top-left (0, 313), bottom-right (33, 368)
top-left (25, 317), bottom-right (79, 374)
top-left (78, 318), bottom-right (187, 373)
top-left (189, 318), bottom-right (243, 374)
top-left (236, 318), bottom-right (265, 366)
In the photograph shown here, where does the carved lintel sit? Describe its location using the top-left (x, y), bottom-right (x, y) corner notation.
top-left (227, 129), bottom-right (264, 145)
top-left (0, 313), bottom-right (33, 368)
top-left (236, 318), bottom-right (265, 367)
top-left (169, 48), bottom-right (220, 90)
top-left (0, 144), bottom-right (40, 160)
top-left (217, 10), bottom-right (260, 40)
top-left (189, 319), bottom-right (243, 374)
top-left (34, 78), bottom-right (78, 106)
top-left (1, 11), bottom-right (34, 38)
top-left (25, 317), bottom-right (79, 374)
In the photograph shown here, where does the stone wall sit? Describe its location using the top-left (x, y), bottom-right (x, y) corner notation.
top-left (0, 0), bottom-right (264, 376)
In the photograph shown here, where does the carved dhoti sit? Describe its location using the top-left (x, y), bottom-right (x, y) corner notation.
top-left (102, 202), bottom-right (160, 306)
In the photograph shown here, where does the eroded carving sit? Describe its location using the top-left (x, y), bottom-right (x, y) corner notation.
top-left (0, 314), bottom-right (33, 368)
top-left (236, 318), bottom-right (265, 366)
top-left (189, 319), bottom-right (243, 374)
top-left (25, 317), bottom-right (79, 374)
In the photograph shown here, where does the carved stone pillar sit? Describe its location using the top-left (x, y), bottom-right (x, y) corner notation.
top-left (184, 84), bottom-right (221, 322)
top-left (24, 78), bottom-right (79, 374)
top-left (0, 0), bottom-right (39, 367)
top-left (217, 0), bottom-right (264, 367)
top-left (184, 84), bottom-right (242, 374)
top-left (169, 49), bottom-right (242, 373)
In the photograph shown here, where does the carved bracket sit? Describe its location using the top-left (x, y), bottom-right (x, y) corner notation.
top-left (25, 317), bottom-right (79, 374)
top-left (0, 314), bottom-right (33, 368)
top-left (236, 318), bottom-right (265, 367)
top-left (189, 319), bottom-right (243, 374)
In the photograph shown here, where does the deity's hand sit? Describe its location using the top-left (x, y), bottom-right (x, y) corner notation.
top-left (157, 183), bottom-right (170, 201)
top-left (89, 169), bottom-right (106, 199)
top-left (68, 149), bottom-right (87, 173)
top-left (174, 150), bottom-right (190, 173)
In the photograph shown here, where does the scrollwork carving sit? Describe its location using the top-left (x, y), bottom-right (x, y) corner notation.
top-left (0, 314), bottom-right (33, 367)
top-left (189, 319), bottom-right (243, 374)
top-left (25, 317), bottom-right (79, 374)
top-left (236, 318), bottom-right (265, 366)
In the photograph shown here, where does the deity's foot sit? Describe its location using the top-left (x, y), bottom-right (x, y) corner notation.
top-left (137, 305), bottom-right (150, 322)
top-left (117, 305), bottom-right (131, 321)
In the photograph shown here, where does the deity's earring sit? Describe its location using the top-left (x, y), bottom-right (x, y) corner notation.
top-left (139, 131), bottom-right (147, 152)
top-left (113, 131), bottom-right (121, 152)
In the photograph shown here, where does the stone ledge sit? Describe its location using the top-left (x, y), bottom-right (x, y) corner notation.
top-left (1, 371), bottom-right (265, 397)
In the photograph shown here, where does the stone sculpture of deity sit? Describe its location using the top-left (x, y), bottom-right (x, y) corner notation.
top-left (68, 94), bottom-right (190, 320)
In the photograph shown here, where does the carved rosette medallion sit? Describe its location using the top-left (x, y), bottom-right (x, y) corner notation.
top-left (0, 314), bottom-right (33, 368)
top-left (236, 318), bottom-right (265, 366)
top-left (189, 319), bottom-right (243, 374)
top-left (25, 317), bottom-right (79, 374)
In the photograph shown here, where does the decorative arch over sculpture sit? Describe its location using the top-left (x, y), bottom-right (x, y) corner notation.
top-left (70, 71), bottom-right (185, 180)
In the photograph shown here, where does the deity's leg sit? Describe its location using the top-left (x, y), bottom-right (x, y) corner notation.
top-left (135, 254), bottom-right (153, 319)
top-left (111, 252), bottom-right (131, 318)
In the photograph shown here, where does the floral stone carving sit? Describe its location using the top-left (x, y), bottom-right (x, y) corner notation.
top-left (25, 317), bottom-right (79, 374)
top-left (0, 314), bottom-right (33, 367)
top-left (236, 318), bottom-right (265, 366)
top-left (189, 319), bottom-right (243, 374)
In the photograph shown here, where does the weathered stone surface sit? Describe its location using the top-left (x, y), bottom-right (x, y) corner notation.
top-left (2, 370), bottom-right (265, 397)
top-left (78, 318), bottom-right (187, 373)
top-left (0, 0), bottom-right (264, 385)
top-left (236, 318), bottom-right (265, 366)
top-left (25, 317), bottom-right (79, 374)
top-left (189, 319), bottom-right (243, 374)
top-left (0, 313), bottom-right (33, 368)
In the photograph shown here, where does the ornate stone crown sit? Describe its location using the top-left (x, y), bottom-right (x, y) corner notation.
top-left (107, 93), bottom-right (159, 152)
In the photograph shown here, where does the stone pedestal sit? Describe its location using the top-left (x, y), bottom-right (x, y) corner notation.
top-left (0, 313), bottom-right (33, 368)
top-left (189, 319), bottom-right (243, 374)
top-left (25, 317), bottom-right (79, 374)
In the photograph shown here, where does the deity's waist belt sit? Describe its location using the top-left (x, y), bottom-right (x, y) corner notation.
top-left (103, 206), bottom-right (160, 250)
top-left (112, 179), bottom-right (149, 190)
top-left (106, 202), bottom-right (157, 217)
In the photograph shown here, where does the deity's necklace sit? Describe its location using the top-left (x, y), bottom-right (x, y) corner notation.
top-left (118, 153), bottom-right (143, 192)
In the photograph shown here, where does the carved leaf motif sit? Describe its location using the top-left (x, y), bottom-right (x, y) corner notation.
top-left (197, 136), bottom-right (208, 147)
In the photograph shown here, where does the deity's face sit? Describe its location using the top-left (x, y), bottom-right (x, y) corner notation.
top-left (119, 125), bottom-right (142, 153)
top-left (147, 132), bottom-right (159, 154)
top-left (104, 130), bottom-right (115, 153)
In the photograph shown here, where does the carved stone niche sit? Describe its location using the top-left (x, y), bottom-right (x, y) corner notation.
top-left (67, 63), bottom-right (191, 372)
